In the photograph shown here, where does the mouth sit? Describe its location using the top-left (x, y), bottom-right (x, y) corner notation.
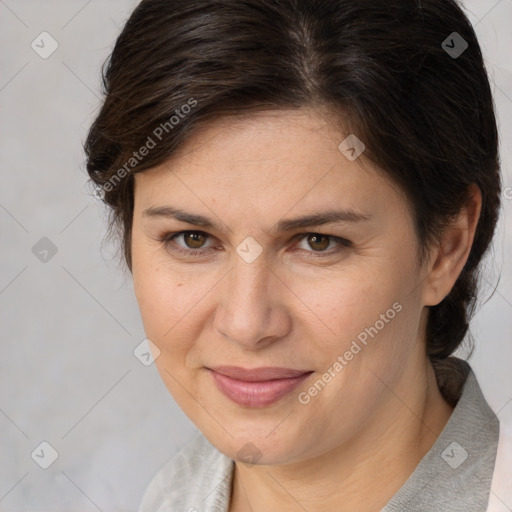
top-left (206, 366), bottom-right (314, 408)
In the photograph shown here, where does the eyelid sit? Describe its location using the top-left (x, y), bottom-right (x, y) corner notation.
top-left (161, 230), bottom-right (351, 258)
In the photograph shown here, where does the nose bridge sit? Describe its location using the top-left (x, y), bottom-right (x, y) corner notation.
top-left (229, 255), bottom-right (272, 314)
top-left (214, 253), bottom-right (283, 347)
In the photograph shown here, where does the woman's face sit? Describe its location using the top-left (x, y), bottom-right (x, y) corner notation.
top-left (131, 109), bottom-right (432, 465)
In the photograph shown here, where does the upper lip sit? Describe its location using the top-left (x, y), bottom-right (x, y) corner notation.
top-left (208, 366), bottom-right (312, 382)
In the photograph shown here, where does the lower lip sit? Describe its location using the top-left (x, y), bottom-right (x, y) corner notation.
top-left (208, 369), bottom-right (313, 407)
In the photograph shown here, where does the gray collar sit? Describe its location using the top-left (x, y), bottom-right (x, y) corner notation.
top-left (383, 358), bottom-right (500, 511)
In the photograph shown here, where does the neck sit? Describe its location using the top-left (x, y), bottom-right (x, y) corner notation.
top-left (229, 357), bottom-right (454, 512)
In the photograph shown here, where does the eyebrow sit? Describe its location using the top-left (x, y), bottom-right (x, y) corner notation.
top-left (142, 205), bottom-right (372, 233)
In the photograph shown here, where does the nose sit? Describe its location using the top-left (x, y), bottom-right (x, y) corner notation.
top-left (213, 256), bottom-right (291, 350)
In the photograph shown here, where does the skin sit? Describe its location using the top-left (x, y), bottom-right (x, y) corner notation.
top-left (131, 109), bottom-right (482, 512)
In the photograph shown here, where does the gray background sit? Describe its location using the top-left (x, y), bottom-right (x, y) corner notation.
top-left (1, 1), bottom-right (511, 511)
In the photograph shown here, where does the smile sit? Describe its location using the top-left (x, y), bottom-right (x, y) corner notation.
top-left (207, 366), bottom-right (314, 407)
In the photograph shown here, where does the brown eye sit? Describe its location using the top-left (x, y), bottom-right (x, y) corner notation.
top-left (294, 233), bottom-right (351, 258)
top-left (161, 231), bottom-right (215, 256)
top-left (183, 232), bottom-right (208, 249)
top-left (306, 234), bottom-right (331, 251)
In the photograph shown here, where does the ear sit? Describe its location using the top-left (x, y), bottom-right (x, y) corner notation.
top-left (422, 183), bottom-right (482, 307)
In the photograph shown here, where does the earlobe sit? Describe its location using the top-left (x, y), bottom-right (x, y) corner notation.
top-left (422, 184), bottom-right (482, 307)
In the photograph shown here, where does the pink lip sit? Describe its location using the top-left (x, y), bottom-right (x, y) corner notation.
top-left (207, 366), bottom-right (313, 407)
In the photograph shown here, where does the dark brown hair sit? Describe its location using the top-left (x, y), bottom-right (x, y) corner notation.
top-left (85, 0), bottom-right (501, 376)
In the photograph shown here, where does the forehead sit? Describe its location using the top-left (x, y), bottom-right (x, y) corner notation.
top-left (133, 109), bottom-right (408, 226)
top-left (166, 109), bottom-right (362, 169)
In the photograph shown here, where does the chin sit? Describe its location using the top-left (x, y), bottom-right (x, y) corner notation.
top-left (202, 426), bottom-right (309, 467)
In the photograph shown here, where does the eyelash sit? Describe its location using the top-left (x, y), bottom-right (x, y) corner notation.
top-left (159, 231), bottom-right (352, 259)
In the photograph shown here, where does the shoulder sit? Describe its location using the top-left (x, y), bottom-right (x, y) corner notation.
top-left (487, 420), bottom-right (512, 512)
top-left (138, 431), bottom-right (234, 512)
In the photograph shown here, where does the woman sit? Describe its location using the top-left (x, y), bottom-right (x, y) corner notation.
top-left (85, 0), bottom-right (512, 510)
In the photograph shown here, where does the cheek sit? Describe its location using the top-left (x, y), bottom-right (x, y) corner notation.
top-left (131, 245), bottom-right (221, 364)
top-left (134, 270), bottom-right (204, 338)
top-left (286, 259), bottom-right (418, 374)
top-left (287, 270), bottom-right (394, 343)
